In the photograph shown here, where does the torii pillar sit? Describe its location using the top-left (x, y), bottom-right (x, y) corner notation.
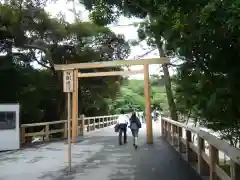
top-left (144, 64), bottom-right (153, 144)
top-left (72, 69), bottom-right (78, 143)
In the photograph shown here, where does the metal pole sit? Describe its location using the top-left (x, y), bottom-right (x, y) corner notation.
top-left (67, 92), bottom-right (72, 172)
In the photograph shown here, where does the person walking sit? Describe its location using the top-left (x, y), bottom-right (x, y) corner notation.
top-left (117, 110), bottom-right (128, 145)
top-left (129, 112), bottom-right (142, 149)
top-left (142, 111), bottom-right (146, 124)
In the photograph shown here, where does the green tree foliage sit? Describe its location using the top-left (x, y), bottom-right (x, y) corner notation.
top-left (0, 1), bottom-right (130, 124)
top-left (82, 0), bottom-right (240, 146)
top-left (82, 0), bottom-right (179, 121)
top-left (110, 77), bottom-right (168, 114)
top-left (169, 1), bottom-right (240, 147)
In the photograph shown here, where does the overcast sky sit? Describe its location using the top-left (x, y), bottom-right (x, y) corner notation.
top-left (44, 0), bottom-right (175, 79)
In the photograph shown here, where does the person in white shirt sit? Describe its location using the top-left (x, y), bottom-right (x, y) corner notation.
top-left (117, 110), bottom-right (128, 145)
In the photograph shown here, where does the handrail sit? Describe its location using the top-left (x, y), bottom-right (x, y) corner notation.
top-left (161, 117), bottom-right (240, 180)
top-left (20, 114), bottom-right (120, 144)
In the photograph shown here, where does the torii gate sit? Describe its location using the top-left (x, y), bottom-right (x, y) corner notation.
top-left (54, 57), bottom-right (169, 144)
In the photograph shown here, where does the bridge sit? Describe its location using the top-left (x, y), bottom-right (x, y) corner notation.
top-left (1, 114), bottom-right (240, 180)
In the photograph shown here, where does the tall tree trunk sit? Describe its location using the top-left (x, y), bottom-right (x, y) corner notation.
top-left (155, 37), bottom-right (178, 121)
top-left (148, 15), bottom-right (178, 121)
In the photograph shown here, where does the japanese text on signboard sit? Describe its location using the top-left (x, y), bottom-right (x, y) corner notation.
top-left (63, 70), bottom-right (73, 92)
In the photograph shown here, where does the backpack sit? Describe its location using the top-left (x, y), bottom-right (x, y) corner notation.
top-left (130, 118), bottom-right (142, 129)
top-left (114, 124), bottom-right (120, 132)
top-left (136, 118), bottom-right (142, 128)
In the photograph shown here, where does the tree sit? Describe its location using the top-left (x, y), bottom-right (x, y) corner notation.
top-left (110, 78), bottom-right (168, 115)
top-left (0, 1), bottom-right (130, 124)
top-left (169, 0), bottom-right (240, 147)
top-left (82, 0), bottom-right (178, 121)
top-left (82, 0), bottom-right (240, 147)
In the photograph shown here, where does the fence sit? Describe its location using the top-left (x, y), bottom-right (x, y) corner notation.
top-left (161, 117), bottom-right (240, 180)
top-left (21, 114), bottom-right (119, 144)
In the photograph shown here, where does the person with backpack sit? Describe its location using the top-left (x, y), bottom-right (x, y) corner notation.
top-left (116, 110), bottom-right (128, 145)
top-left (129, 112), bottom-right (142, 149)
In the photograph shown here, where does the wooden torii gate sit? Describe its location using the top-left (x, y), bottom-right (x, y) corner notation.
top-left (54, 57), bottom-right (169, 144)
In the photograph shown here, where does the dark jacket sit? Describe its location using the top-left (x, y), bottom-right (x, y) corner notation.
top-left (129, 117), bottom-right (142, 130)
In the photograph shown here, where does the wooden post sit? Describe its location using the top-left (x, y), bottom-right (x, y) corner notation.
top-left (171, 124), bottom-right (175, 145)
top-left (144, 64), bottom-right (153, 144)
top-left (178, 126), bottom-right (184, 153)
top-left (93, 117), bottom-right (96, 130)
top-left (163, 121), bottom-right (167, 138)
top-left (72, 69), bottom-right (78, 143)
top-left (230, 159), bottom-right (240, 180)
top-left (197, 136), bottom-right (209, 176)
top-left (98, 118), bottom-right (101, 128)
top-left (186, 130), bottom-right (191, 160)
top-left (167, 122), bottom-right (171, 141)
top-left (67, 92), bottom-right (72, 172)
top-left (88, 118), bottom-right (90, 131)
top-left (186, 130), bottom-right (197, 162)
top-left (161, 119), bottom-right (164, 136)
top-left (45, 124), bottom-right (50, 141)
top-left (64, 121), bottom-right (68, 138)
top-left (21, 127), bottom-right (26, 144)
top-left (79, 114), bottom-right (84, 136)
top-left (209, 144), bottom-right (219, 180)
top-left (164, 121), bottom-right (167, 138)
top-left (75, 70), bottom-right (78, 137)
top-left (169, 123), bottom-right (172, 142)
top-left (165, 121), bottom-right (169, 141)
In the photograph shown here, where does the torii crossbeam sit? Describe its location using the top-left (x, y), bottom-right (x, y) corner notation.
top-left (54, 57), bottom-right (169, 144)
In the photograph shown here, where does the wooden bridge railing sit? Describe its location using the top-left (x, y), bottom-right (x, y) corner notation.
top-left (21, 114), bottom-right (120, 144)
top-left (162, 117), bottom-right (240, 180)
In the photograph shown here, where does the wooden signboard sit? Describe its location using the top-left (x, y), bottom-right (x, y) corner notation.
top-left (63, 70), bottom-right (74, 93)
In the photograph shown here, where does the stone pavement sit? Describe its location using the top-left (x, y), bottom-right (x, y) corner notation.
top-left (0, 122), bottom-right (202, 180)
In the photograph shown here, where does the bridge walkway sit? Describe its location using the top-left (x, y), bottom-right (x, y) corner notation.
top-left (0, 121), bottom-right (202, 180)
